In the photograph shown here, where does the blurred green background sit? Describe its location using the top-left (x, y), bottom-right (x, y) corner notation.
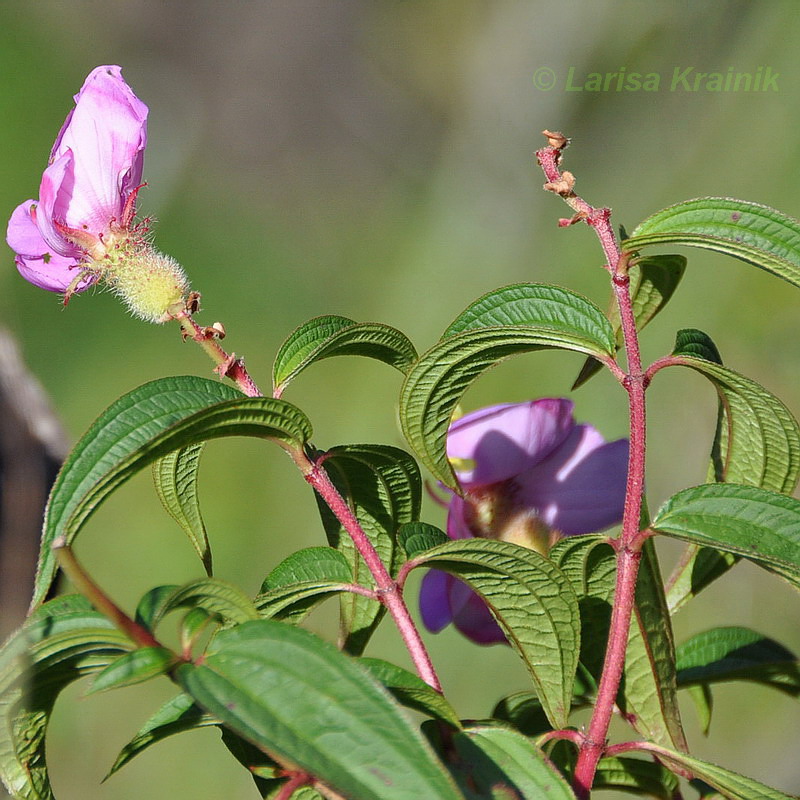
top-left (1, 1), bottom-right (798, 797)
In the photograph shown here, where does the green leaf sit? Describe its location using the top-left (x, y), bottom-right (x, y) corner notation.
top-left (410, 538), bottom-right (580, 727)
top-left (672, 330), bottom-right (800, 494)
top-left (314, 444), bottom-right (421, 654)
top-left (676, 626), bottom-right (800, 696)
top-left (89, 647), bottom-right (175, 694)
top-left (639, 743), bottom-right (798, 800)
top-left (256, 547), bottom-right (355, 624)
top-left (551, 536), bottom-right (686, 750)
top-left (652, 483), bottom-right (800, 589)
top-left (398, 522), bottom-right (449, 558)
top-left (447, 726), bottom-right (575, 799)
top-left (573, 253), bottom-right (686, 388)
top-left (492, 671), bottom-right (595, 737)
top-left (665, 331), bottom-right (800, 610)
top-left (442, 284), bottom-right (615, 349)
top-left (272, 315), bottom-right (418, 395)
top-left (357, 657), bottom-right (461, 728)
top-left (0, 596), bottom-right (132, 799)
top-left (624, 197), bottom-right (800, 290)
top-left (152, 578), bottom-right (261, 629)
top-left (35, 376), bottom-right (312, 607)
top-left (176, 620), bottom-right (463, 800)
top-left (400, 285), bottom-right (615, 488)
top-left (262, 547), bottom-right (353, 591)
top-left (107, 693), bottom-right (216, 777)
top-left (153, 443), bottom-right (212, 574)
top-left (593, 756), bottom-right (680, 800)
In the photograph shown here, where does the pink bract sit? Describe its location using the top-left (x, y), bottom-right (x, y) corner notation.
top-left (6, 65), bottom-right (148, 293)
top-left (420, 399), bottom-right (629, 645)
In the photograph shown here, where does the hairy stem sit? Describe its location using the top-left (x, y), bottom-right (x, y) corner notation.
top-left (537, 132), bottom-right (650, 797)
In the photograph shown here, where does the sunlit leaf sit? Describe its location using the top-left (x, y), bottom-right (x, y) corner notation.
top-left (272, 315), bottom-right (417, 396)
top-left (624, 197), bottom-right (800, 290)
top-left (153, 443), bottom-right (212, 574)
top-left (256, 547), bottom-right (355, 624)
top-left (35, 376), bottom-right (312, 607)
top-left (409, 538), bottom-right (579, 727)
top-left (652, 483), bottom-right (800, 589)
top-left (401, 285), bottom-right (615, 488)
top-left (176, 620), bottom-right (463, 800)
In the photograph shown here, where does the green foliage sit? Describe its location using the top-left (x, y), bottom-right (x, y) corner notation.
top-left (652, 483), bottom-right (800, 589)
top-left (624, 197), bottom-right (800, 289)
top-left (175, 620), bottom-right (463, 800)
top-left (446, 726), bottom-right (576, 799)
top-left (0, 596), bottom-right (132, 800)
top-left (574, 253), bottom-right (686, 388)
top-left (638, 744), bottom-right (799, 800)
top-left (408, 538), bottom-right (580, 727)
top-left (152, 443), bottom-right (212, 574)
top-left (551, 536), bottom-right (687, 750)
top-left (665, 329), bottom-right (800, 610)
top-left (272, 315), bottom-right (417, 395)
top-left (35, 376), bottom-right (312, 607)
top-left (400, 284), bottom-right (616, 488)
top-left (313, 444), bottom-right (421, 653)
top-left (256, 547), bottom-right (355, 624)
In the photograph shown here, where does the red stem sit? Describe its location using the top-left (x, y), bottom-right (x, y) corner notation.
top-left (298, 453), bottom-right (442, 692)
top-left (176, 306), bottom-right (442, 691)
top-left (537, 133), bottom-right (650, 797)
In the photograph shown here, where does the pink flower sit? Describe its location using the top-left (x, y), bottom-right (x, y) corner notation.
top-left (7, 65), bottom-right (148, 295)
top-left (419, 399), bottom-right (628, 645)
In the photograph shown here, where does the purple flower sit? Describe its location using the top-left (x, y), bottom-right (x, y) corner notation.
top-left (7, 65), bottom-right (148, 295)
top-left (419, 399), bottom-right (628, 645)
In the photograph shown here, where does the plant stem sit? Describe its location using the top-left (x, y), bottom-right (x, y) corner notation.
top-left (172, 306), bottom-right (262, 397)
top-left (53, 537), bottom-right (162, 649)
top-left (537, 132), bottom-right (650, 798)
top-left (295, 451), bottom-right (442, 692)
top-left (174, 303), bottom-right (442, 692)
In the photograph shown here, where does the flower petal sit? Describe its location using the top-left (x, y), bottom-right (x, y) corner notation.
top-left (6, 201), bottom-right (87, 293)
top-left (449, 581), bottom-right (507, 645)
top-left (446, 494), bottom-right (475, 540)
top-left (419, 569), bottom-right (455, 632)
top-left (419, 569), bottom-right (507, 645)
top-left (515, 425), bottom-right (629, 535)
top-left (447, 399), bottom-right (576, 487)
top-left (49, 65), bottom-right (148, 236)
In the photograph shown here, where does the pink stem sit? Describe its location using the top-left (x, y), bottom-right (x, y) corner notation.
top-left (537, 133), bottom-right (650, 798)
top-left (296, 453), bottom-right (442, 692)
top-left (177, 306), bottom-right (442, 691)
